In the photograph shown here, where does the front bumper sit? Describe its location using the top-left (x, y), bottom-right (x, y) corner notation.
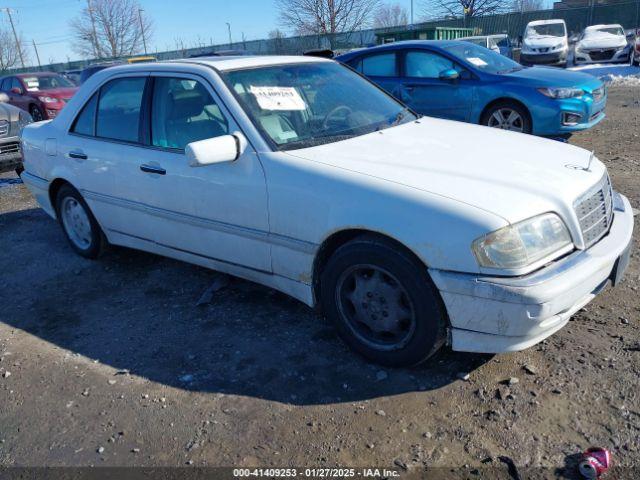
top-left (0, 135), bottom-right (22, 171)
top-left (575, 47), bottom-right (630, 64)
top-left (521, 51), bottom-right (567, 66)
top-left (430, 193), bottom-right (634, 354)
top-left (532, 90), bottom-right (607, 136)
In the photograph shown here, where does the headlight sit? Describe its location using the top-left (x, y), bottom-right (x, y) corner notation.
top-left (521, 43), bottom-right (532, 53)
top-left (18, 111), bottom-right (32, 129)
top-left (538, 87), bottom-right (584, 99)
top-left (553, 43), bottom-right (564, 50)
top-left (472, 213), bottom-right (573, 270)
top-left (37, 96), bottom-right (58, 103)
top-left (0, 119), bottom-right (8, 137)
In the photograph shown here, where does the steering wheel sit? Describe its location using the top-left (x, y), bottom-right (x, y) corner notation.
top-left (322, 105), bottom-right (353, 130)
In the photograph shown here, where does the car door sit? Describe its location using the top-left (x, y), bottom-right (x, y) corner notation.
top-left (105, 72), bottom-right (272, 272)
top-left (397, 49), bottom-right (475, 122)
top-left (349, 51), bottom-right (402, 99)
top-left (8, 77), bottom-right (30, 112)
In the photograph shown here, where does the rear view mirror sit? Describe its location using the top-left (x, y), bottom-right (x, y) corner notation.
top-left (439, 69), bottom-right (460, 81)
top-left (186, 132), bottom-right (247, 167)
top-left (0, 93), bottom-right (8, 103)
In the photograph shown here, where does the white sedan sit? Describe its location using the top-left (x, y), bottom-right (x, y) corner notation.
top-left (19, 56), bottom-right (634, 366)
top-left (574, 24), bottom-right (632, 64)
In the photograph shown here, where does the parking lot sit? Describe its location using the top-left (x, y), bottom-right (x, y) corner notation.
top-left (0, 85), bottom-right (638, 476)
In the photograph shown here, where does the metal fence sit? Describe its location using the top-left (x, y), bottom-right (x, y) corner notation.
top-left (6, 0), bottom-right (640, 74)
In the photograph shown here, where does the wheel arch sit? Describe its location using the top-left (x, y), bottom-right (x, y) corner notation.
top-left (311, 228), bottom-right (429, 307)
top-left (480, 97), bottom-right (533, 131)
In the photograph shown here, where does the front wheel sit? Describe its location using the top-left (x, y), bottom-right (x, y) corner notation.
top-left (29, 105), bottom-right (44, 122)
top-left (55, 184), bottom-right (106, 258)
top-left (481, 101), bottom-right (532, 134)
top-left (320, 235), bottom-right (447, 367)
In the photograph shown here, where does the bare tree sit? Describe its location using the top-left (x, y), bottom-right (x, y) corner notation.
top-left (276, 0), bottom-right (380, 40)
top-left (0, 27), bottom-right (25, 70)
top-left (511, 0), bottom-right (543, 11)
top-left (421, 0), bottom-right (508, 19)
top-left (373, 3), bottom-right (409, 28)
top-left (70, 0), bottom-right (153, 59)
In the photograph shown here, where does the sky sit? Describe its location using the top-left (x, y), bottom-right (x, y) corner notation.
top-left (0, 0), bottom-right (291, 66)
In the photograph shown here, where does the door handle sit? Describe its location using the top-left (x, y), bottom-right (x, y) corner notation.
top-left (68, 151), bottom-right (88, 160)
top-left (140, 164), bottom-right (166, 175)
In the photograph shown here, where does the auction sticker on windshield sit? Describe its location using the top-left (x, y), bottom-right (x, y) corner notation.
top-left (249, 86), bottom-right (306, 111)
top-left (467, 57), bottom-right (488, 67)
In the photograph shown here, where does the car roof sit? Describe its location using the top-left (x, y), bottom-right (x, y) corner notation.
top-left (460, 34), bottom-right (507, 40)
top-left (527, 19), bottom-right (566, 26)
top-left (585, 24), bottom-right (623, 31)
top-left (173, 55), bottom-right (330, 71)
top-left (16, 71), bottom-right (58, 77)
top-left (336, 40), bottom-right (459, 58)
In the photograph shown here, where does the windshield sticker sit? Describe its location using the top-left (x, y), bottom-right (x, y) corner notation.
top-left (24, 78), bottom-right (40, 91)
top-left (467, 57), bottom-right (488, 67)
top-left (249, 86), bottom-right (306, 111)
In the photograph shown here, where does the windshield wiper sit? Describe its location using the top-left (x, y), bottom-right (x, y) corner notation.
top-left (389, 107), bottom-right (411, 127)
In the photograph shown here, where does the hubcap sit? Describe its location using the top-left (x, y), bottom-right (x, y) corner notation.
top-left (488, 108), bottom-right (524, 132)
top-left (336, 265), bottom-right (416, 351)
top-left (60, 197), bottom-right (92, 250)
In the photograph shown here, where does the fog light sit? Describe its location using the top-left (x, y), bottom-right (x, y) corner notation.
top-left (46, 109), bottom-right (58, 118)
top-left (562, 112), bottom-right (582, 126)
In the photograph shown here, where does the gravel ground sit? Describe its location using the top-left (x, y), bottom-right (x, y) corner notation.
top-left (0, 86), bottom-right (638, 478)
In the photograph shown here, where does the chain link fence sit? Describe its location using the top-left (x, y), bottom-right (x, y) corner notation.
top-left (5, 0), bottom-right (640, 74)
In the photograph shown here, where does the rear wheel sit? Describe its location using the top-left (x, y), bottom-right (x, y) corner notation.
top-left (481, 101), bottom-right (532, 134)
top-left (320, 235), bottom-right (447, 367)
top-left (55, 184), bottom-right (106, 258)
top-left (29, 105), bottom-right (44, 122)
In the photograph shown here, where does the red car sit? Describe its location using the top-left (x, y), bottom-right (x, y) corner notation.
top-left (0, 72), bottom-right (78, 122)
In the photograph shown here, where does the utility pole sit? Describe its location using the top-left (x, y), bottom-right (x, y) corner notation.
top-left (32, 39), bottom-right (41, 68)
top-left (138, 8), bottom-right (147, 54)
top-left (87, 0), bottom-right (99, 58)
top-left (3, 8), bottom-right (24, 68)
top-left (226, 22), bottom-right (232, 47)
top-left (410, 0), bottom-right (414, 27)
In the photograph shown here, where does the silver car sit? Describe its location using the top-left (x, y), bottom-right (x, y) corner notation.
top-left (0, 93), bottom-right (31, 172)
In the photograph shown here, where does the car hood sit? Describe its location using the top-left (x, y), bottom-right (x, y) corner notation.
top-left (284, 119), bottom-right (606, 225)
top-left (524, 35), bottom-right (566, 49)
top-left (578, 34), bottom-right (627, 50)
top-left (29, 87), bottom-right (78, 99)
top-left (501, 66), bottom-right (603, 89)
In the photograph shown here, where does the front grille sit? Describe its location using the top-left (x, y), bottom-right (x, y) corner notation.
top-left (588, 49), bottom-right (616, 61)
top-left (574, 174), bottom-right (613, 248)
top-left (0, 141), bottom-right (20, 156)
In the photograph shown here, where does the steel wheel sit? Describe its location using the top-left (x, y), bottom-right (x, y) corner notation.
top-left (336, 264), bottom-right (416, 351)
top-left (60, 196), bottom-right (92, 250)
top-left (487, 107), bottom-right (525, 132)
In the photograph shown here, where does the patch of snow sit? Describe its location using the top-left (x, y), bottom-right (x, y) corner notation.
top-left (568, 63), bottom-right (640, 85)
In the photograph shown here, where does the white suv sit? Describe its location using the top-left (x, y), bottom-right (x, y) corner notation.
top-left (19, 56), bottom-right (634, 366)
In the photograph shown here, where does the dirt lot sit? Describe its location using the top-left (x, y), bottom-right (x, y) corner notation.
top-left (0, 86), bottom-right (638, 478)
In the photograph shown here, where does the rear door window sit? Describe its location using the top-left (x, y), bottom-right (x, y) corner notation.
top-left (353, 53), bottom-right (397, 77)
top-left (96, 77), bottom-right (146, 143)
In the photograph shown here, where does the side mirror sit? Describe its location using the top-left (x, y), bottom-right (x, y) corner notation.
top-left (10, 87), bottom-right (22, 95)
top-left (0, 93), bottom-right (8, 103)
top-left (439, 69), bottom-right (460, 81)
top-left (186, 132), bottom-right (247, 167)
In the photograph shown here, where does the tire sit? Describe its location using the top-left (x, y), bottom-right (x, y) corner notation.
top-left (320, 235), bottom-right (447, 367)
top-left (29, 105), bottom-right (44, 122)
top-left (480, 101), bottom-right (532, 134)
top-left (55, 184), bottom-right (106, 259)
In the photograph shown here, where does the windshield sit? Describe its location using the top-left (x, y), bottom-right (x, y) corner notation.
top-left (525, 23), bottom-right (566, 38)
top-left (22, 74), bottom-right (74, 91)
top-left (587, 26), bottom-right (624, 37)
top-left (442, 42), bottom-right (523, 74)
top-left (222, 62), bottom-right (416, 151)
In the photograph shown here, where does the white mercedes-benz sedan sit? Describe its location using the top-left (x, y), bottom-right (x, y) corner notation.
top-left (19, 56), bottom-right (634, 366)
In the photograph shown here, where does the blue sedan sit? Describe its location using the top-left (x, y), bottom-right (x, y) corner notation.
top-left (336, 41), bottom-right (607, 136)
